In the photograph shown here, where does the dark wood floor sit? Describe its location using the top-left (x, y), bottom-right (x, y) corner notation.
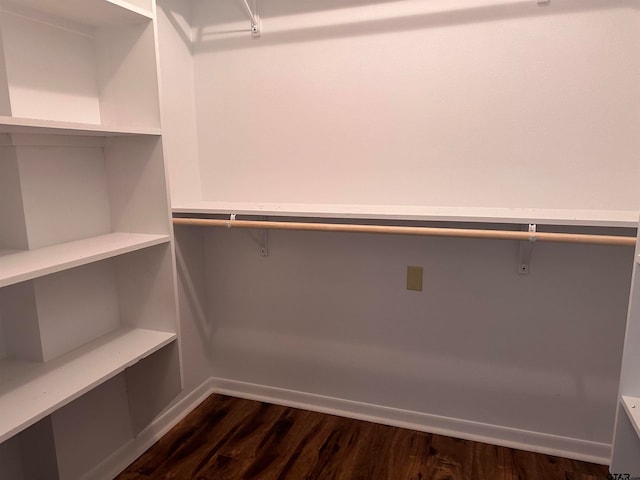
top-left (117, 394), bottom-right (610, 480)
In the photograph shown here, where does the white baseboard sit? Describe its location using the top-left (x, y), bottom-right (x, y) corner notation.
top-left (83, 376), bottom-right (612, 479)
top-left (210, 377), bottom-right (612, 466)
top-left (84, 379), bottom-right (216, 480)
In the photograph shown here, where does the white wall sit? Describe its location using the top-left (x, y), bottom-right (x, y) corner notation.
top-left (157, 0), bottom-right (210, 397)
top-left (158, 0), bottom-right (640, 463)
top-left (173, 227), bottom-right (212, 393)
top-left (157, 0), bottom-right (201, 206)
top-left (0, 9), bottom-right (100, 124)
top-left (203, 226), bottom-right (633, 460)
top-left (190, 0), bottom-right (640, 212)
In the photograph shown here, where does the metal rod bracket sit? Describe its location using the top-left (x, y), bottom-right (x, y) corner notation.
top-left (518, 224), bottom-right (536, 274)
top-left (229, 213), bottom-right (268, 256)
top-left (260, 229), bottom-right (269, 257)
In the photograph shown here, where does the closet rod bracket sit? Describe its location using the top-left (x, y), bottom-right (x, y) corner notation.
top-left (260, 229), bottom-right (269, 257)
top-left (228, 214), bottom-right (268, 256)
top-left (518, 224), bottom-right (536, 275)
top-left (255, 215), bottom-right (268, 256)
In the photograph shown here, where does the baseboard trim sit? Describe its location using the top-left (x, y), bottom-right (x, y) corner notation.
top-left (84, 379), bottom-right (216, 480)
top-left (210, 377), bottom-right (611, 465)
top-left (83, 376), bottom-right (612, 479)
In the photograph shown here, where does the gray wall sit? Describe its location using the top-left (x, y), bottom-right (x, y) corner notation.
top-left (202, 226), bottom-right (632, 449)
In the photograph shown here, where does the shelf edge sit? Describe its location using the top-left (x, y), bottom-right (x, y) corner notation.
top-left (621, 396), bottom-right (640, 441)
top-left (0, 233), bottom-right (170, 288)
top-left (172, 202), bottom-right (639, 228)
top-left (0, 329), bottom-right (177, 444)
top-left (0, 116), bottom-right (161, 137)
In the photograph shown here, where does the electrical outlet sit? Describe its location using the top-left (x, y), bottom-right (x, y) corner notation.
top-left (406, 266), bottom-right (423, 291)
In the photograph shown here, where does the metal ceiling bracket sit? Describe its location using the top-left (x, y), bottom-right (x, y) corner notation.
top-left (518, 224), bottom-right (536, 275)
top-left (241, 0), bottom-right (261, 37)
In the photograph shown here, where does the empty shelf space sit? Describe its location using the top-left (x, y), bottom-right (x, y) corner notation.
top-left (0, 0), bottom-right (151, 27)
top-left (0, 116), bottom-right (161, 137)
top-left (0, 233), bottom-right (170, 288)
top-left (172, 201), bottom-right (639, 228)
top-left (621, 396), bottom-right (640, 440)
top-left (0, 327), bottom-right (176, 443)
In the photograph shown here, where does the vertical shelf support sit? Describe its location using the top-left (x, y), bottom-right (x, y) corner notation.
top-left (518, 224), bottom-right (536, 274)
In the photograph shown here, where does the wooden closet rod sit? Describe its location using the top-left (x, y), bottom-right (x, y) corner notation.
top-left (173, 218), bottom-right (636, 246)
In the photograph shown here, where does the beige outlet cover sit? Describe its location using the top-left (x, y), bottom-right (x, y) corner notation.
top-left (406, 266), bottom-right (423, 291)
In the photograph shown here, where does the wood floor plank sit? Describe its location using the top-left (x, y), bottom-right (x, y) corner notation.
top-left (424, 433), bottom-right (474, 480)
top-left (471, 440), bottom-right (518, 480)
top-left (204, 404), bottom-right (297, 479)
top-left (349, 423), bottom-right (399, 480)
top-left (275, 410), bottom-right (333, 479)
top-left (115, 394), bottom-right (611, 480)
top-left (274, 411), bottom-right (351, 480)
top-left (385, 426), bottom-right (433, 480)
top-left (305, 415), bottom-right (373, 480)
top-left (127, 396), bottom-right (271, 478)
top-left (511, 448), bottom-right (541, 479)
top-left (163, 400), bottom-right (287, 479)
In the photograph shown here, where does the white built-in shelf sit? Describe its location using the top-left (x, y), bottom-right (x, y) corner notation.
top-left (621, 396), bottom-right (640, 440)
top-left (172, 201), bottom-right (638, 228)
top-left (0, 116), bottom-right (161, 137)
top-left (0, 328), bottom-right (176, 443)
top-left (0, 233), bottom-right (170, 288)
top-left (0, 0), bottom-right (152, 27)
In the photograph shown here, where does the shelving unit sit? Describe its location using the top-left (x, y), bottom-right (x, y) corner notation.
top-left (0, 327), bottom-right (176, 444)
top-left (0, 0), bottom-right (182, 478)
top-left (611, 225), bottom-right (640, 476)
top-left (1, 0), bottom-right (153, 26)
top-left (0, 0), bottom-right (160, 127)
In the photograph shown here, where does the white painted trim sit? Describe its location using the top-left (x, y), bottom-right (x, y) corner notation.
top-left (0, 115), bottom-right (161, 137)
top-left (82, 375), bottom-right (613, 479)
top-left (3, 134), bottom-right (105, 147)
top-left (83, 378), bottom-right (216, 480)
top-left (209, 377), bottom-right (612, 466)
top-left (172, 201), bottom-right (638, 228)
top-left (0, 233), bottom-right (171, 288)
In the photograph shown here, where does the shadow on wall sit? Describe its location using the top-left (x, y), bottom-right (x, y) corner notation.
top-left (162, 0), bottom-right (639, 52)
top-left (202, 226), bottom-right (633, 442)
top-left (174, 226), bottom-right (216, 378)
top-left (209, 324), bottom-right (617, 441)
